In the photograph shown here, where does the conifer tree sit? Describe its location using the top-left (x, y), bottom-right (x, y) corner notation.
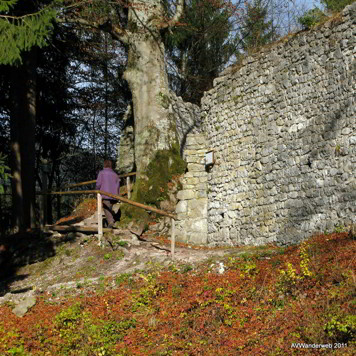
top-left (0, 0), bottom-right (59, 230)
top-left (241, 0), bottom-right (275, 53)
top-left (164, 0), bottom-right (240, 104)
top-left (0, 0), bottom-right (58, 65)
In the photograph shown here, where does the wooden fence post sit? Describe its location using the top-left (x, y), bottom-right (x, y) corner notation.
top-left (126, 176), bottom-right (131, 199)
top-left (171, 218), bottom-right (175, 258)
top-left (97, 193), bottom-right (103, 246)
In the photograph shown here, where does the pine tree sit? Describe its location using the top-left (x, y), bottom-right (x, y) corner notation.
top-left (164, 0), bottom-right (238, 104)
top-left (241, 0), bottom-right (275, 53)
top-left (0, 0), bottom-right (59, 65)
top-left (0, 0), bottom-right (60, 230)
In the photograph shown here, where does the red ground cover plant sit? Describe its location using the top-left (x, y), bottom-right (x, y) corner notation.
top-left (0, 232), bottom-right (355, 355)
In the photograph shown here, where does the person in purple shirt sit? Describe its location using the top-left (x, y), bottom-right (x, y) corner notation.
top-left (96, 160), bottom-right (120, 228)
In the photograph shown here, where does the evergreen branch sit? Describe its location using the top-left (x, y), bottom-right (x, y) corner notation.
top-left (0, 6), bottom-right (51, 20)
top-left (0, 0), bottom-right (18, 12)
top-left (0, 7), bottom-right (57, 65)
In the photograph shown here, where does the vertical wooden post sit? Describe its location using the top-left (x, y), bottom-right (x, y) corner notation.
top-left (171, 218), bottom-right (175, 258)
top-left (97, 193), bottom-right (103, 246)
top-left (126, 176), bottom-right (131, 199)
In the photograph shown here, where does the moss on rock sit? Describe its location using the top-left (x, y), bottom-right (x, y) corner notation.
top-left (134, 143), bottom-right (186, 207)
top-left (118, 143), bottom-right (186, 227)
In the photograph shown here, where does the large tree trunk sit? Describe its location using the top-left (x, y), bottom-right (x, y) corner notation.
top-left (123, 0), bottom-right (181, 175)
top-left (9, 48), bottom-right (37, 231)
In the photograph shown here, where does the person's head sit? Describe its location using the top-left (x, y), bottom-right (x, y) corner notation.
top-left (104, 160), bottom-right (112, 169)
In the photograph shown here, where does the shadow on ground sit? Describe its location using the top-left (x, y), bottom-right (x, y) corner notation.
top-left (0, 230), bottom-right (77, 297)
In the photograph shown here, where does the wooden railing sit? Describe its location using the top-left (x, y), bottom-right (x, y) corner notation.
top-left (42, 175), bottom-right (177, 257)
top-left (61, 172), bottom-right (137, 198)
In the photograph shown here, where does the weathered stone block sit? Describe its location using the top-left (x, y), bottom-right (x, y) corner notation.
top-left (187, 163), bottom-right (204, 172)
top-left (177, 190), bottom-right (195, 200)
top-left (176, 200), bottom-right (187, 214)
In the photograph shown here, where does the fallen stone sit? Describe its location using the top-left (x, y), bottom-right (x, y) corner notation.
top-left (51, 231), bottom-right (62, 238)
top-left (12, 295), bottom-right (36, 317)
top-left (129, 222), bottom-right (146, 237)
top-left (130, 235), bottom-right (141, 246)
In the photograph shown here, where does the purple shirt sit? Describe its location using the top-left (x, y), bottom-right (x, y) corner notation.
top-left (96, 168), bottom-right (120, 200)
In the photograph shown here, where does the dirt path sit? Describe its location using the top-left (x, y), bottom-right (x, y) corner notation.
top-left (0, 227), bottom-right (237, 307)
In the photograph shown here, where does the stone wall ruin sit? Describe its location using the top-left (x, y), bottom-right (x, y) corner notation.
top-left (175, 3), bottom-right (356, 246)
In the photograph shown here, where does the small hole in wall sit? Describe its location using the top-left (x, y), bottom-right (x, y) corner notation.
top-left (221, 213), bottom-right (225, 219)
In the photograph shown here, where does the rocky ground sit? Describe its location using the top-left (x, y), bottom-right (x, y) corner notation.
top-left (0, 213), bottom-right (240, 314)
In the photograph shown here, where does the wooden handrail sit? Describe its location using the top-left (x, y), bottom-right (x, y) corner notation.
top-left (61, 172), bottom-right (136, 190)
top-left (63, 180), bottom-right (96, 189)
top-left (42, 187), bottom-right (177, 258)
top-left (46, 189), bottom-right (176, 219)
top-left (119, 172), bottom-right (137, 178)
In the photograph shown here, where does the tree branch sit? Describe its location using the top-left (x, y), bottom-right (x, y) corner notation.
top-left (57, 16), bottom-right (129, 44)
top-left (159, 0), bottom-right (185, 29)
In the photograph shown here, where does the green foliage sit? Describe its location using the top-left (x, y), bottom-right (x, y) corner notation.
top-left (241, 0), bottom-right (275, 52)
top-left (131, 274), bottom-right (163, 312)
top-left (0, 0), bottom-right (60, 65)
top-left (55, 302), bottom-right (84, 329)
top-left (6, 345), bottom-right (30, 356)
top-left (0, 153), bottom-right (10, 194)
top-left (241, 260), bottom-right (258, 276)
top-left (298, 8), bottom-right (327, 29)
top-left (54, 302), bottom-right (137, 355)
top-left (298, 1), bottom-right (354, 30)
top-left (182, 264), bottom-right (193, 273)
top-left (135, 143), bottom-right (186, 207)
top-left (299, 241), bottom-right (313, 278)
top-left (277, 262), bottom-right (299, 292)
top-left (334, 224), bottom-right (347, 233)
top-left (115, 273), bottom-right (133, 286)
top-left (324, 315), bottom-right (356, 342)
top-left (321, 0), bottom-right (355, 12)
top-left (0, 0), bottom-right (17, 12)
top-left (54, 303), bottom-right (87, 354)
top-left (277, 242), bottom-right (312, 293)
top-left (117, 240), bottom-right (128, 247)
top-left (0, 323), bottom-right (29, 356)
top-left (164, 0), bottom-right (238, 103)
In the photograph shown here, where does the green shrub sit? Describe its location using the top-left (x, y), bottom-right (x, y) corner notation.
top-left (298, 8), bottom-right (327, 29)
top-left (6, 346), bottom-right (30, 356)
top-left (324, 315), bottom-right (356, 342)
top-left (321, 0), bottom-right (355, 13)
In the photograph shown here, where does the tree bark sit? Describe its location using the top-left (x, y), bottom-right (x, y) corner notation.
top-left (9, 48), bottom-right (38, 231)
top-left (122, 0), bottom-right (184, 175)
top-left (61, 0), bottom-right (184, 176)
